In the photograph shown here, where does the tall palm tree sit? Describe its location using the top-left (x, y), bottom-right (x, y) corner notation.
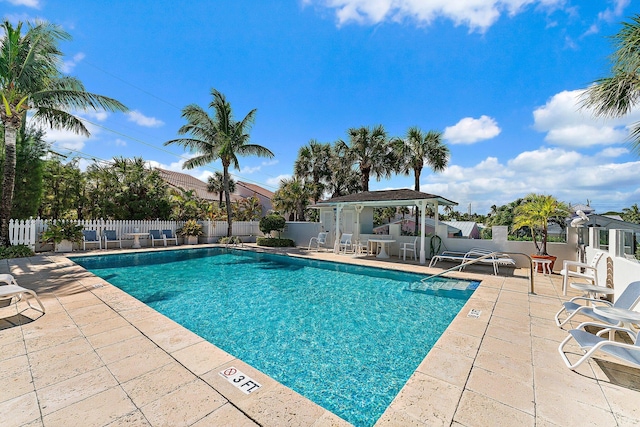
top-left (582, 14), bottom-right (640, 154)
top-left (325, 144), bottom-right (362, 197)
top-left (165, 89), bottom-right (273, 237)
top-left (272, 177), bottom-right (311, 221)
top-left (294, 139), bottom-right (332, 203)
top-left (0, 20), bottom-right (127, 246)
top-left (394, 127), bottom-right (450, 233)
top-left (207, 171), bottom-right (235, 207)
top-left (337, 125), bottom-right (392, 192)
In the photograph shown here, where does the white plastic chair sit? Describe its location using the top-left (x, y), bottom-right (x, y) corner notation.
top-left (399, 237), bottom-right (418, 261)
top-left (560, 251), bottom-right (604, 295)
top-left (338, 233), bottom-right (353, 254)
top-left (162, 229), bottom-right (179, 246)
top-left (0, 274), bottom-right (45, 313)
top-left (150, 229), bottom-right (165, 247)
top-left (308, 232), bottom-right (328, 251)
top-left (82, 229), bottom-right (101, 250)
top-left (102, 230), bottom-right (122, 249)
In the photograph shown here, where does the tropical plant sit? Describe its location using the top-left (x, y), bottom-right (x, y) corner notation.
top-left (176, 219), bottom-right (203, 237)
top-left (393, 127), bottom-right (449, 234)
top-left (272, 177), bottom-right (311, 221)
top-left (207, 171), bottom-right (235, 207)
top-left (39, 156), bottom-right (84, 219)
top-left (512, 194), bottom-right (571, 256)
top-left (0, 244), bottom-right (33, 259)
top-left (41, 220), bottom-right (83, 244)
top-left (165, 89), bottom-right (274, 237)
top-left (294, 139), bottom-right (332, 203)
top-left (582, 14), bottom-right (640, 154)
top-left (259, 214), bottom-right (286, 237)
top-left (168, 187), bottom-right (203, 221)
top-left (622, 203), bottom-right (640, 224)
top-left (0, 20), bottom-right (127, 246)
top-left (232, 195), bottom-right (262, 221)
top-left (337, 125), bottom-right (393, 192)
top-left (325, 143), bottom-right (362, 197)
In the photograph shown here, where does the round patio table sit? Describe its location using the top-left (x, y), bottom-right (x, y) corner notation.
top-left (570, 283), bottom-right (615, 302)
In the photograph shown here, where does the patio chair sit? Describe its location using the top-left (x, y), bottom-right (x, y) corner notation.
top-left (149, 229), bottom-right (165, 247)
top-left (560, 251), bottom-right (604, 295)
top-left (82, 229), bottom-right (101, 250)
top-left (308, 232), bottom-right (328, 251)
top-left (103, 230), bottom-right (122, 249)
top-left (0, 273), bottom-right (45, 313)
top-left (555, 280), bottom-right (640, 327)
top-left (338, 233), bottom-right (353, 254)
top-left (399, 237), bottom-right (418, 261)
top-left (558, 322), bottom-right (640, 371)
top-left (162, 229), bottom-right (179, 246)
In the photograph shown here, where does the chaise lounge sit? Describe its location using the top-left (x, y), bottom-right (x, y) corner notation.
top-left (0, 273), bottom-right (45, 313)
top-left (429, 247), bottom-right (516, 275)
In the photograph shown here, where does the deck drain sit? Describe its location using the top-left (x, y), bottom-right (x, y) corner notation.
top-left (467, 309), bottom-right (482, 318)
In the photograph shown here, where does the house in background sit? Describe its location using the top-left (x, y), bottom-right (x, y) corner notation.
top-left (373, 218), bottom-right (463, 237)
top-left (442, 220), bottom-right (481, 239)
top-left (235, 181), bottom-right (275, 216)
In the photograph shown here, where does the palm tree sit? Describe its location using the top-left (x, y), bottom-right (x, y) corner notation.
top-left (294, 139), bottom-right (332, 203)
top-left (0, 20), bottom-right (127, 246)
top-left (165, 89), bottom-right (273, 237)
top-left (337, 125), bottom-right (392, 192)
top-left (622, 203), bottom-right (640, 224)
top-left (325, 144), bottom-right (362, 197)
top-left (207, 171), bottom-right (235, 207)
top-left (394, 127), bottom-right (450, 233)
top-left (272, 177), bottom-right (311, 221)
top-left (512, 194), bottom-right (571, 256)
top-left (582, 14), bottom-right (640, 154)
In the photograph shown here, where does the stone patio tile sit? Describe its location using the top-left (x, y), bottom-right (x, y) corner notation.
top-left (473, 347), bottom-right (534, 384)
top-left (131, 312), bottom-right (182, 336)
top-left (600, 382), bottom-right (640, 420)
top-left (469, 285), bottom-right (500, 301)
top-left (0, 391), bottom-right (41, 427)
top-left (487, 312), bottom-right (530, 334)
top-left (38, 366), bottom-right (118, 415)
top-left (466, 366), bottom-right (535, 415)
top-left (415, 347), bottom-right (473, 388)
top-left (79, 314), bottom-right (131, 337)
top-left (535, 388), bottom-right (617, 427)
top-left (171, 340), bottom-right (235, 376)
top-left (85, 324), bottom-right (142, 349)
top-left (146, 325), bottom-right (204, 353)
top-left (485, 321), bottom-right (531, 347)
top-left (140, 379), bottom-right (227, 426)
top-left (491, 303), bottom-right (531, 323)
top-left (432, 329), bottom-right (482, 360)
top-left (107, 346), bottom-right (174, 383)
top-left (95, 334), bottom-right (159, 365)
top-left (23, 324), bottom-right (84, 353)
top-left (66, 304), bottom-right (119, 327)
top-left (105, 410), bottom-right (151, 427)
top-left (530, 316), bottom-right (567, 341)
top-left (200, 359), bottom-right (280, 405)
top-left (30, 343), bottom-right (104, 389)
top-left (454, 389), bottom-right (534, 427)
top-left (0, 334), bottom-right (26, 361)
top-left (191, 403), bottom-right (259, 427)
top-left (444, 314), bottom-right (489, 339)
top-left (376, 407), bottom-right (427, 426)
top-left (0, 354), bottom-right (33, 403)
top-left (43, 386), bottom-right (136, 427)
top-left (529, 301), bottom-right (563, 318)
top-left (384, 372), bottom-right (461, 426)
top-left (311, 410), bottom-right (352, 427)
top-left (479, 335), bottom-right (532, 364)
top-left (121, 361), bottom-right (197, 407)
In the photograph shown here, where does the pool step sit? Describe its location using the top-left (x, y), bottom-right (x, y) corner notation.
top-left (407, 279), bottom-right (479, 293)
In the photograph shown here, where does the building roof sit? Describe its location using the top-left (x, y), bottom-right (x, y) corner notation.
top-left (442, 221), bottom-right (479, 237)
top-left (236, 181), bottom-right (274, 199)
top-left (317, 189), bottom-right (457, 207)
top-left (155, 168), bottom-right (242, 202)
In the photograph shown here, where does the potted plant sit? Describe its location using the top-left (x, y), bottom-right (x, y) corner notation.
top-left (177, 219), bottom-right (203, 245)
top-left (512, 193), bottom-right (571, 272)
top-left (41, 221), bottom-right (84, 252)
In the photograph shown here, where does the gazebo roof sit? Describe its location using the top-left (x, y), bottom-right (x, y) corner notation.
top-left (316, 189), bottom-right (457, 207)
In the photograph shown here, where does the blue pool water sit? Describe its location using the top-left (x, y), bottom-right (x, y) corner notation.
top-left (73, 248), bottom-right (477, 426)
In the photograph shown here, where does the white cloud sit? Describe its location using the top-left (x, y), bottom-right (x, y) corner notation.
top-left (113, 138), bottom-right (127, 147)
top-left (3, 0), bottom-right (40, 8)
top-left (241, 165), bottom-right (262, 174)
top-left (532, 89), bottom-right (640, 147)
top-left (598, 147), bottom-right (628, 158)
top-left (305, 0), bottom-right (564, 32)
top-left (443, 115), bottom-right (501, 144)
top-left (61, 52), bottom-right (85, 74)
top-left (266, 174), bottom-right (291, 187)
top-left (126, 110), bottom-right (165, 128)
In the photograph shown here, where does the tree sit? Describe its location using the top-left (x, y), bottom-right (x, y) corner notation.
top-left (39, 157), bottom-right (83, 219)
top-left (294, 139), bottom-right (332, 203)
top-left (165, 89), bottom-right (273, 237)
top-left (0, 20), bottom-right (127, 246)
top-left (207, 171), bottom-right (235, 207)
top-left (622, 203), bottom-right (640, 224)
top-left (337, 125), bottom-right (393, 192)
top-left (582, 14), bottom-right (640, 154)
top-left (512, 194), bottom-right (571, 255)
top-left (168, 188), bottom-right (203, 221)
top-left (325, 143), bottom-right (362, 198)
top-left (394, 127), bottom-right (450, 234)
top-left (272, 177), bottom-right (311, 221)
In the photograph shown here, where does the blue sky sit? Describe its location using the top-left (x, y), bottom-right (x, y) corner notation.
top-left (4, 0), bottom-right (639, 214)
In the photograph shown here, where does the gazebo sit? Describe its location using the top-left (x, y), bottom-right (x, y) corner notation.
top-left (316, 189), bottom-right (458, 264)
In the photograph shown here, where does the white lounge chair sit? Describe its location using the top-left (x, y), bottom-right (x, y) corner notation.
top-left (82, 229), bottom-right (101, 250)
top-left (0, 274), bottom-right (45, 313)
top-left (338, 233), bottom-right (353, 254)
top-left (555, 280), bottom-right (640, 328)
top-left (103, 230), bottom-right (122, 249)
top-left (560, 251), bottom-right (604, 296)
top-left (429, 248), bottom-right (515, 275)
top-left (308, 232), bottom-right (328, 251)
top-left (558, 322), bottom-right (640, 371)
top-left (399, 237), bottom-right (418, 261)
top-left (150, 229), bottom-right (165, 247)
top-left (162, 229), bottom-right (179, 246)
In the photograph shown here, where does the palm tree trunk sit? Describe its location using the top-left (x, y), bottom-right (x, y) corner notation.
top-left (361, 167), bottom-right (370, 192)
top-left (0, 125), bottom-right (18, 247)
top-left (414, 168), bottom-right (421, 235)
top-left (223, 165), bottom-right (233, 237)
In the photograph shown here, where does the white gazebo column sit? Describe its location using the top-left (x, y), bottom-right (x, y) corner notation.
top-left (354, 205), bottom-right (363, 243)
top-left (334, 204), bottom-right (343, 253)
top-left (417, 200), bottom-right (427, 264)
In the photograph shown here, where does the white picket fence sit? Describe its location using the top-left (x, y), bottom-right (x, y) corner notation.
top-left (8, 218), bottom-right (262, 251)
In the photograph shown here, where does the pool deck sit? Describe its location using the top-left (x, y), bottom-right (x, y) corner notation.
top-left (1, 244), bottom-right (639, 427)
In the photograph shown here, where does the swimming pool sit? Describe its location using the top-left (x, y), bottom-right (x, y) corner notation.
top-left (73, 248), bottom-right (478, 427)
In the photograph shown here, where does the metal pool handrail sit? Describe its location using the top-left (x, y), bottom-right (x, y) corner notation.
top-left (422, 251), bottom-right (535, 294)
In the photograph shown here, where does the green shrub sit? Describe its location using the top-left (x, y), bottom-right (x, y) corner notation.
top-left (256, 237), bottom-right (294, 247)
top-left (0, 244), bottom-right (34, 259)
top-left (41, 220), bottom-right (84, 244)
top-left (259, 214), bottom-right (286, 237)
top-left (219, 236), bottom-right (242, 245)
top-left (177, 219), bottom-right (203, 237)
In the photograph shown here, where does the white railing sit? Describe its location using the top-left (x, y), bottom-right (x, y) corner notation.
top-left (9, 218), bottom-right (262, 251)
